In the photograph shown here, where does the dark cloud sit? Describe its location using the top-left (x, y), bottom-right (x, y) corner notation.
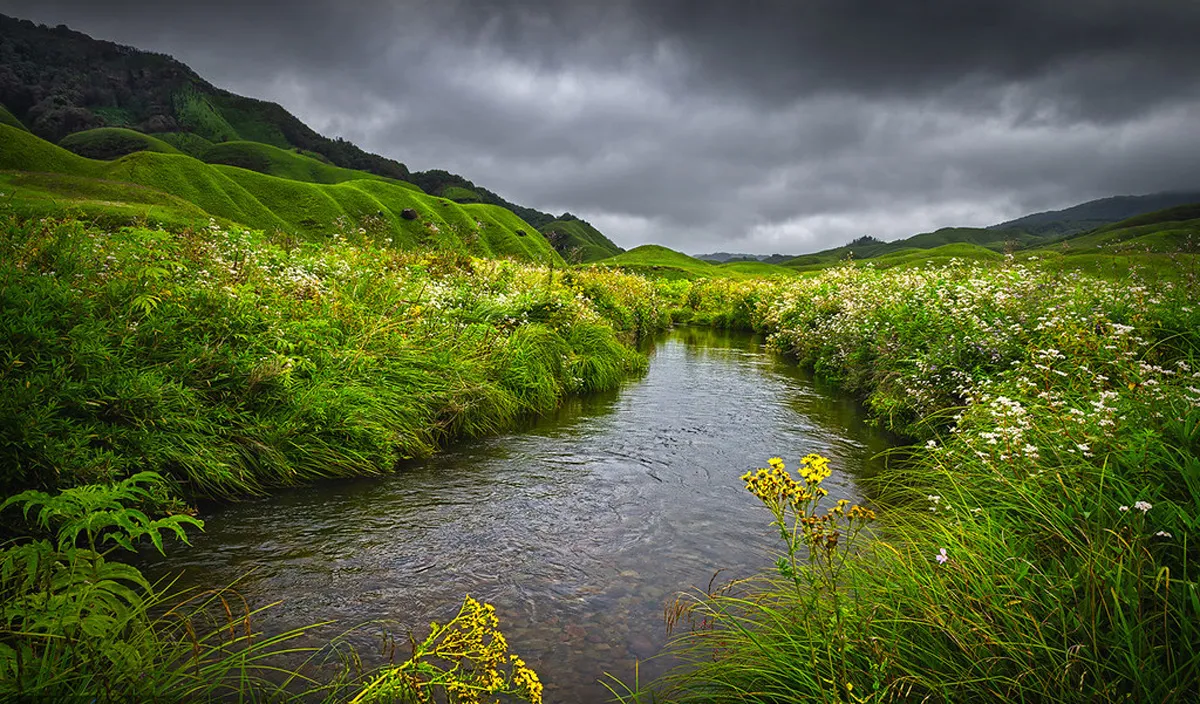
top-left (3, 0), bottom-right (1198, 253)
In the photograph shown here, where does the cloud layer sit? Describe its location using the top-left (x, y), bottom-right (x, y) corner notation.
top-left (4, 0), bottom-right (1198, 253)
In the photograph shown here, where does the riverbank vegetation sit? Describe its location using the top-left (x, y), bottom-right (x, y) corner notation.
top-left (0, 212), bottom-right (667, 700)
top-left (620, 258), bottom-right (1200, 702)
top-left (3, 203), bottom-right (1198, 701)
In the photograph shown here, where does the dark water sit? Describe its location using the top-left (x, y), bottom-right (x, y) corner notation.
top-left (143, 328), bottom-right (893, 702)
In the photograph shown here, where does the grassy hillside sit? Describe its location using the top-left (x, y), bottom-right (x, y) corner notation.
top-left (58, 127), bottom-right (182, 159)
top-left (990, 191), bottom-right (1200, 236)
top-left (439, 185), bottom-right (482, 202)
top-left (154, 131), bottom-right (215, 157)
top-left (540, 218), bottom-right (624, 262)
top-left (0, 124), bottom-right (560, 263)
top-left (786, 227), bottom-right (1035, 270)
top-left (868, 242), bottom-right (1006, 269)
top-left (0, 14), bottom-right (409, 180)
top-left (713, 260), bottom-right (800, 277)
top-left (200, 140), bottom-right (422, 189)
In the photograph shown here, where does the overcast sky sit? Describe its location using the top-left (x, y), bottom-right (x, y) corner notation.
top-left (4, 0), bottom-right (1199, 254)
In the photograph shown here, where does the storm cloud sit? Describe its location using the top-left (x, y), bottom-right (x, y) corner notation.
top-left (4, 0), bottom-right (1198, 253)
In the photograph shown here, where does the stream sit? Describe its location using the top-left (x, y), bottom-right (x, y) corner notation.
top-left (143, 327), bottom-right (894, 701)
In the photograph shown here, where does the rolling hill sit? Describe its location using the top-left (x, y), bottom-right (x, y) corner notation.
top-left (58, 127), bottom-right (182, 159)
top-left (0, 123), bottom-right (560, 264)
top-left (0, 12), bottom-right (627, 261)
top-left (540, 217), bottom-right (624, 262)
top-left (989, 191), bottom-right (1200, 237)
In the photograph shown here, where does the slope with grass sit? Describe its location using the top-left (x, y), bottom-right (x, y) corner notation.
top-left (540, 217), bottom-right (624, 262)
top-left (58, 127), bottom-right (182, 160)
top-left (991, 190), bottom-right (1200, 237)
top-left (712, 260), bottom-right (800, 277)
top-left (783, 226), bottom-right (1035, 271)
top-left (200, 140), bottom-right (422, 189)
top-left (0, 124), bottom-right (559, 263)
top-left (593, 244), bottom-right (719, 279)
top-left (0, 13), bottom-right (409, 180)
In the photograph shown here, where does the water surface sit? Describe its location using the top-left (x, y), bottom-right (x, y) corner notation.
top-left (145, 327), bottom-right (892, 701)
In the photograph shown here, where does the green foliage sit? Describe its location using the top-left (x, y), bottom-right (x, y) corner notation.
top-left (58, 127), bottom-right (181, 160)
top-left (0, 472), bottom-right (203, 699)
top-left (621, 258), bottom-right (1200, 703)
top-left (0, 215), bottom-right (664, 500)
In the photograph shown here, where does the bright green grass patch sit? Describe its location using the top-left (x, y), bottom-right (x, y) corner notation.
top-left (0, 124), bottom-right (555, 263)
top-left (440, 184), bottom-right (482, 202)
top-left (0, 170), bottom-right (214, 229)
top-left (540, 218), bottom-right (623, 263)
top-left (59, 128), bottom-right (183, 160)
top-left (201, 140), bottom-right (415, 187)
top-left (154, 131), bottom-right (216, 158)
top-left (713, 260), bottom-right (799, 277)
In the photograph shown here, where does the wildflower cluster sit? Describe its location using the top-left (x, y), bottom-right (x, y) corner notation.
top-left (352, 596), bottom-right (542, 704)
top-left (743, 455), bottom-right (875, 587)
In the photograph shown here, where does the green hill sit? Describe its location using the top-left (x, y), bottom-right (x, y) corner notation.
top-left (867, 242), bottom-right (1005, 269)
top-left (1044, 205), bottom-right (1200, 254)
top-left (0, 13), bottom-right (624, 262)
top-left (58, 127), bottom-right (181, 159)
top-left (0, 124), bottom-right (559, 263)
top-left (0, 13), bottom-right (408, 180)
top-left (438, 185), bottom-right (482, 202)
top-left (200, 140), bottom-right (422, 189)
top-left (713, 260), bottom-right (799, 277)
top-left (154, 131), bottom-right (216, 158)
top-left (592, 245), bottom-right (716, 279)
top-left (783, 227), bottom-right (1033, 270)
top-left (990, 191), bottom-right (1200, 237)
top-left (540, 218), bottom-right (624, 262)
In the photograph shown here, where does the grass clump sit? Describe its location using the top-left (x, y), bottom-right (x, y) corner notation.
top-left (620, 258), bottom-right (1200, 702)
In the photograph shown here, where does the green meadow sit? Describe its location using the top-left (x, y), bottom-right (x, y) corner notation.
top-left (3, 98), bottom-right (1200, 702)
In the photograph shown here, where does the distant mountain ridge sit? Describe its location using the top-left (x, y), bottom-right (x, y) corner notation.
top-left (0, 12), bottom-right (622, 261)
top-left (988, 191), bottom-right (1200, 237)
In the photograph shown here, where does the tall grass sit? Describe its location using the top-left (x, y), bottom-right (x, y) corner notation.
top-left (0, 213), bottom-right (673, 701)
top-left (0, 215), bottom-right (666, 501)
top-left (623, 258), bottom-right (1200, 702)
